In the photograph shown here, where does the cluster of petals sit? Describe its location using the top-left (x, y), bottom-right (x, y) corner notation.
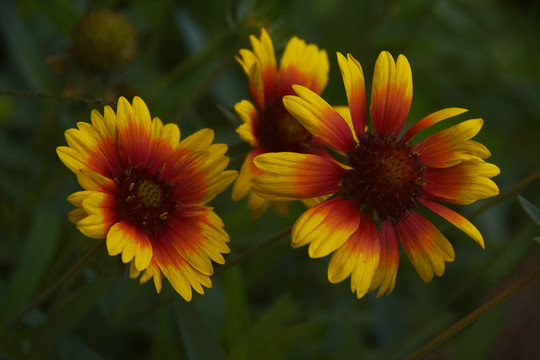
top-left (232, 28), bottom-right (331, 217)
top-left (252, 51), bottom-right (500, 298)
top-left (57, 97), bottom-right (237, 301)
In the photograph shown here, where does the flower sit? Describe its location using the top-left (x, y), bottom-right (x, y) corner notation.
top-left (252, 51), bottom-right (500, 298)
top-left (57, 97), bottom-right (237, 301)
top-left (232, 28), bottom-right (330, 217)
top-left (71, 10), bottom-right (137, 72)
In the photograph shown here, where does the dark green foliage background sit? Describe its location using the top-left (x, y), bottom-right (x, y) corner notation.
top-left (0, 0), bottom-right (539, 359)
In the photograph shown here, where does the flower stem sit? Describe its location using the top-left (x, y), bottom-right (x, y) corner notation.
top-left (405, 261), bottom-right (540, 360)
top-left (146, 29), bottom-right (235, 98)
top-left (0, 90), bottom-right (116, 106)
top-left (214, 226), bottom-right (292, 275)
top-left (173, 53), bottom-right (236, 123)
top-left (386, 169), bottom-right (540, 359)
top-left (3, 239), bottom-right (106, 329)
top-left (384, 223), bottom-right (534, 360)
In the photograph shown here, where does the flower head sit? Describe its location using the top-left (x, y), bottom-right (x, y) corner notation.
top-left (253, 51), bottom-right (500, 298)
top-left (232, 28), bottom-right (330, 217)
top-left (57, 97), bottom-right (237, 301)
top-left (71, 10), bottom-right (137, 72)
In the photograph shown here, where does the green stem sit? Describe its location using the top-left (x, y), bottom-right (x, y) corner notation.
top-left (3, 239), bottom-right (106, 329)
top-left (386, 169), bottom-right (540, 359)
top-left (384, 223), bottom-right (534, 359)
top-left (214, 226), bottom-right (292, 275)
top-left (146, 29), bottom-right (235, 98)
top-left (0, 90), bottom-right (116, 106)
top-left (172, 53), bottom-right (235, 123)
top-left (405, 261), bottom-right (540, 360)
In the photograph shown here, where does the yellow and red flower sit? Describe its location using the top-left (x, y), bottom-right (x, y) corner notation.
top-left (232, 28), bottom-right (330, 217)
top-left (57, 97), bottom-right (237, 301)
top-left (253, 51), bottom-right (500, 298)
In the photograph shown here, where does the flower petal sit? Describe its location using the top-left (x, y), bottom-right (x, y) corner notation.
top-left (152, 244), bottom-right (196, 301)
top-left (151, 117), bottom-right (180, 148)
top-left (328, 212), bottom-right (379, 299)
top-left (236, 48), bottom-right (264, 108)
top-left (199, 214), bottom-right (231, 264)
top-left (151, 233), bottom-right (213, 301)
top-left (107, 220), bottom-right (153, 271)
top-left (403, 108), bottom-right (468, 142)
top-left (253, 152), bottom-right (345, 201)
top-left (116, 97), bottom-right (153, 168)
top-left (67, 191), bottom-right (92, 206)
top-left (292, 196), bottom-right (360, 258)
top-left (247, 192), bottom-right (270, 219)
top-left (68, 208), bottom-right (87, 224)
top-left (57, 146), bottom-right (85, 173)
top-left (63, 117), bottom-right (122, 177)
top-left (251, 28), bottom-right (277, 106)
top-left (234, 100), bottom-right (258, 146)
top-left (91, 108), bottom-right (117, 140)
top-left (397, 212), bottom-right (455, 282)
top-left (368, 221), bottom-right (400, 297)
top-left (283, 85), bottom-right (356, 152)
top-left (236, 28), bottom-right (277, 109)
top-left (202, 170), bottom-right (238, 204)
top-left (423, 160), bottom-right (500, 204)
top-left (270, 201), bottom-right (290, 217)
top-left (64, 122), bottom-right (101, 155)
top-left (232, 148), bottom-right (264, 201)
top-left (137, 260), bottom-right (163, 293)
top-left (415, 119), bottom-right (487, 168)
top-left (161, 215), bottom-right (216, 276)
top-left (132, 96), bottom-right (152, 128)
top-left (178, 128), bottom-right (214, 151)
top-left (75, 168), bottom-right (115, 191)
top-left (77, 191), bottom-right (117, 238)
top-left (370, 51), bottom-right (412, 136)
top-left (278, 36), bottom-right (329, 96)
top-left (420, 198), bottom-right (484, 248)
top-left (337, 52), bottom-right (366, 136)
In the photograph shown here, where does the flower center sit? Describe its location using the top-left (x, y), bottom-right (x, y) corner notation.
top-left (342, 132), bottom-right (424, 222)
top-left (137, 179), bottom-right (164, 208)
top-left (116, 168), bottom-right (173, 233)
top-left (256, 98), bottom-right (313, 152)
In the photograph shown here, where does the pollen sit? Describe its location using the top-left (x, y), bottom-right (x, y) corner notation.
top-left (342, 132), bottom-right (424, 222)
top-left (137, 179), bottom-right (164, 208)
top-left (116, 167), bottom-right (173, 232)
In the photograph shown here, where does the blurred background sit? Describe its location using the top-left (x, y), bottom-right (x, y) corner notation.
top-left (0, 0), bottom-right (539, 359)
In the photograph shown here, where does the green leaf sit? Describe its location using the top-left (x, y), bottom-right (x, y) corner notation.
top-left (518, 195), bottom-right (540, 227)
top-left (222, 267), bottom-right (250, 347)
top-left (148, 307), bottom-right (184, 360)
top-left (175, 300), bottom-right (226, 360)
top-left (28, 277), bottom-right (115, 360)
top-left (57, 332), bottom-right (102, 360)
top-left (228, 296), bottom-right (297, 360)
top-left (0, 1), bottom-right (53, 91)
top-left (228, 295), bottom-right (321, 360)
top-left (55, 277), bottom-right (115, 330)
top-left (36, 0), bottom-right (81, 35)
top-left (0, 207), bottom-right (60, 322)
top-left (330, 298), bottom-right (366, 360)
